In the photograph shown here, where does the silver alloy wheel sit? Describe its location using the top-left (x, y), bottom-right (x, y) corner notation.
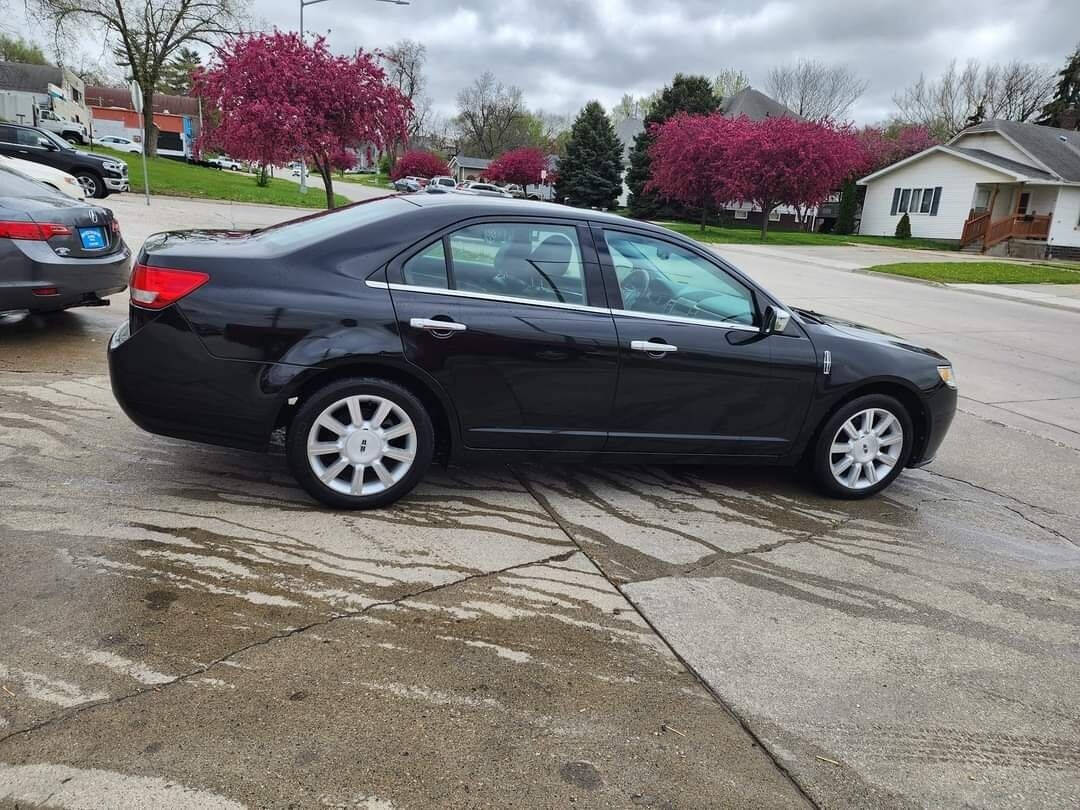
top-left (305, 394), bottom-right (417, 497)
top-left (77, 174), bottom-right (98, 197)
top-left (829, 407), bottom-right (904, 491)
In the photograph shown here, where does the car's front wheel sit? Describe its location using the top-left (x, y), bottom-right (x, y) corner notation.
top-left (286, 377), bottom-right (434, 509)
top-left (74, 171), bottom-right (106, 199)
top-left (811, 394), bottom-right (913, 498)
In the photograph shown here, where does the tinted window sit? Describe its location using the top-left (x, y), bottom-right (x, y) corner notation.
top-left (17, 129), bottom-right (44, 147)
top-left (0, 125), bottom-right (15, 144)
top-left (447, 222), bottom-right (585, 304)
top-left (402, 239), bottom-right (448, 289)
top-left (604, 231), bottom-right (757, 326)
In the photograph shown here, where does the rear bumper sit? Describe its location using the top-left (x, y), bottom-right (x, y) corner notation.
top-left (108, 308), bottom-right (285, 451)
top-left (0, 242), bottom-right (131, 313)
top-left (909, 383), bottom-right (957, 467)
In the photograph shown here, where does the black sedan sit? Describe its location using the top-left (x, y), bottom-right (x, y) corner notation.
top-left (108, 195), bottom-right (957, 509)
top-left (0, 165), bottom-right (130, 315)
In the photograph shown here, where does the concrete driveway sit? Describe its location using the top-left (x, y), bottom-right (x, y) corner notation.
top-left (1, 198), bottom-right (1077, 809)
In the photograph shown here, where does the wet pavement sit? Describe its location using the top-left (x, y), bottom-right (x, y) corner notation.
top-left (2, 198), bottom-right (1079, 808)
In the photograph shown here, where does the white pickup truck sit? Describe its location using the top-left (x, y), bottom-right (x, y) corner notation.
top-left (35, 108), bottom-right (89, 145)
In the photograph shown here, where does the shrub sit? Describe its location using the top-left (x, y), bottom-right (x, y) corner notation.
top-left (895, 213), bottom-right (912, 239)
top-left (378, 153), bottom-right (393, 176)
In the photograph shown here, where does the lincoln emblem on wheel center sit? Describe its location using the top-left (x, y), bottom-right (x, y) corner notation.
top-left (107, 193), bottom-right (957, 509)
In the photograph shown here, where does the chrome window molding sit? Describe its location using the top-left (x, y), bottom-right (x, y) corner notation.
top-left (366, 279), bottom-right (761, 332)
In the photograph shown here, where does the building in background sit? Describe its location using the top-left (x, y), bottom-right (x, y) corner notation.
top-left (85, 86), bottom-right (200, 159)
top-left (0, 62), bottom-right (92, 143)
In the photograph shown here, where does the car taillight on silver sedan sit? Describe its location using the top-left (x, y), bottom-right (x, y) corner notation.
top-left (129, 263), bottom-right (209, 310)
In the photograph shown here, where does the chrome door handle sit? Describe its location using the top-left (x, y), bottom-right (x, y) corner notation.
top-left (410, 317), bottom-right (466, 334)
top-left (630, 340), bottom-right (678, 354)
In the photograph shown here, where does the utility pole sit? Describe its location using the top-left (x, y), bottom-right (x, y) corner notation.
top-left (297, 0), bottom-right (410, 194)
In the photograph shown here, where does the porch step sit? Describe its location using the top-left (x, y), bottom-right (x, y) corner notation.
top-left (960, 240), bottom-right (983, 254)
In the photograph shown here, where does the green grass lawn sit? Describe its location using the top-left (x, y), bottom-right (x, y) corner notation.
top-left (658, 221), bottom-right (958, 251)
top-left (336, 172), bottom-right (392, 188)
top-left (866, 262), bottom-right (1080, 284)
top-left (98, 148), bottom-right (347, 209)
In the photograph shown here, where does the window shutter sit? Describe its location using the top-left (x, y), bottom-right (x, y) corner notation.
top-left (890, 188), bottom-right (900, 215)
top-left (930, 187), bottom-right (942, 216)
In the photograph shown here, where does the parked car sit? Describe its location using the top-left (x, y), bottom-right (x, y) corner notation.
top-left (429, 176), bottom-right (457, 189)
top-left (0, 155), bottom-right (86, 200)
top-left (93, 135), bottom-right (142, 154)
top-left (501, 183), bottom-right (526, 198)
top-left (0, 124), bottom-right (129, 199)
top-left (208, 155), bottom-right (243, 171)
top-left (108, 195), bottom-right (957, 510)
top-left (0, 165), bottom-right (130, 316)
top-left (459, 181), bottom-right (512, 198)
top-left (392, 177), bottom-right (421, 193)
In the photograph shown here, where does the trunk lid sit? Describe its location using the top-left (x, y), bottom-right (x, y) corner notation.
top-left (25, 200), bottom-right (122, 259)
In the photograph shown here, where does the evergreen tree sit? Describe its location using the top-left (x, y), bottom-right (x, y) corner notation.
top-left (895, 213), bottom-right (911, 239)
top-left (1038, 44), bottom-right (1080, 129)
top-left (834, 179), bottom-right (858, 235)
top-left (555, 101), bottom-right (624, 210)
top-left (626, 73), bottom-right (721, 217)
top-left (157, 47), bottom-right (203, 95)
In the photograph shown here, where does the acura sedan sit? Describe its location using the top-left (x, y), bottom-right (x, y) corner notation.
top-left (0, 165), bottom-right (130, 316)
top-left (108, 195), bottom-right (956, 509)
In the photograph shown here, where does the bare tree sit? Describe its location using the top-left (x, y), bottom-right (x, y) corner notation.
top-left (33, 0), bottom-right (249, 155)
top-left (382, 39), bottom-right (429, 139)
top-left (712, 68), bottom-right (749, 99)
top-left (611, 93), bottom-right (647, 123)
top-left (454, 71), bottom-right (525, 158)
top-left (766, 58), bottom-right (868, 122)
top-left (894, 59), bottom-right (1056, 139)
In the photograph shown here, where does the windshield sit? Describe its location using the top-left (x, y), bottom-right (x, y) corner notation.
top-left (39, 130), bottom-right (74, 152)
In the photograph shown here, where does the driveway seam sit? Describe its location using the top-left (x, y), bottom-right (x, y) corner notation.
top-left (510, 465), bottom-right (820, 809)
top-left (0, 547), bottom-right (576, 747)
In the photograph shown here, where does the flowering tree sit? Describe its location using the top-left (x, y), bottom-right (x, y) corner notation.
top-left (330, 146), bottom-right (357, 175)
top-left (647, 113), bottom-right (747, 229)
top-left (856, 124), bottom-right (939, 173)
top-left (390, 150), bottom-right (449, 180)
top-left (647, 113), bottom-right (865, 239)
top-left (196, 31), bottom-right (410, 208)
top-left (486, 146), bottom-right (547, 191)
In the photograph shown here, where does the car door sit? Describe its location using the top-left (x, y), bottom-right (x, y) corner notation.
top-left (384, 218), bottom-right (619, 451)
top-left (0, 125), bottom-right (22, 160)
top-left (10, 127), bottom-right (55, 168)
top-left (595, 226), bottom-right (817, 457)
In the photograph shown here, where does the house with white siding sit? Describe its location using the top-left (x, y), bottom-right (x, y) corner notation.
top-left (858, 120), bottom-right (1080, 260)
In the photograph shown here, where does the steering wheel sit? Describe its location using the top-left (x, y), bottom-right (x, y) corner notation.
top-left (619, 267), bottom-right (650, 309)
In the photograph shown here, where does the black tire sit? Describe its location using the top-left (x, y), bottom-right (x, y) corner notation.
top-left (75, 171), bottom-right (106, 199)
top-left (286, 377), bottom-right (434, 510)
top-left (811, 394), bottom-right (913, 499)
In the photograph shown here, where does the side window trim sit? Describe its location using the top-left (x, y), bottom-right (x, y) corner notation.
top-left (592, 224), bottom-right (764, 331)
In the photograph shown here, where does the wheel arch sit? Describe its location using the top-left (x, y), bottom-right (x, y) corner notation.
top-left (274, 361), bottom-right (456, 462)
top-left (803, 380), bottom-right (930, 468)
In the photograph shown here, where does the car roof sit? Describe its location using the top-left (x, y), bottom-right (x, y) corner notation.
top-left (398, 193), bottom-right (671, 233)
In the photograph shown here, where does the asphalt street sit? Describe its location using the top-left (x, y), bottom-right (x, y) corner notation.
top-left (1, 195), bottom-right (1077, 809)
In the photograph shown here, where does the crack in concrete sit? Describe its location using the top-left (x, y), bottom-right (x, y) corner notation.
top-left (509, 465), bottom-right (820, 810)
top-left (0, 547), bottom-right (576, 747)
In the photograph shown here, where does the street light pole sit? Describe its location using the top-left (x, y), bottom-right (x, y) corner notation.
top-left (297, 0), bottom-right (410, 195)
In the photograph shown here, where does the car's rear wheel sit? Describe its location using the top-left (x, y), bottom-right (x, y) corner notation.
top-left (811, 394), bottom-right (913, 498)
top-left (286, 377), bottom-right (434, 509)
top-left (74, 171), bottom-right (106, 199)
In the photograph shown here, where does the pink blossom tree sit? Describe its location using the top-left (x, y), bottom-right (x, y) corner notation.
top-left (390, 150), bottom-right (449, 181)
top-left (196, 32), bottom-right (411, 208)
top-left (486, 147), bottom-right (548, 193)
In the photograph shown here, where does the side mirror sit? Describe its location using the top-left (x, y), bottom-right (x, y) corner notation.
top-left (39, 139), bottom-right (57, 150)
top-left (761, 305), bottom-right (791, 335)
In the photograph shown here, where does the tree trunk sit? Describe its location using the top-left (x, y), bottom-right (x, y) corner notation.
top-left (315, 157), bottom-right (335, 209)
top-left (700, 191), bottom-right (709, 231)
top-left (142, 88), bottom-right (157, 158)
top-left (760, 201), bottom-right (772, 240)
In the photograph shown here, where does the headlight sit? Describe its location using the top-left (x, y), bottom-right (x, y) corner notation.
top-left (102, 161), bottom-right (123, 172)
top-left (937, 365), bottom-right (957, 389)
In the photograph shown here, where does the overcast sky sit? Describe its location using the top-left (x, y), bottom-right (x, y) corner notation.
top-left (14, 0), bottom-right (1080, 124)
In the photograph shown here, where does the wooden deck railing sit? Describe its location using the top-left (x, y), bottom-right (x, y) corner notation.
top-left (961, 212), bottom-right (1051, 249)
top-left (960, 212), bottom-right (989, 245)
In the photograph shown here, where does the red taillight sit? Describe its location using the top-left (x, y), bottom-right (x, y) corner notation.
top-left (129, 263), bottom-right (209, 310)
top-left (0, 221), bottom-right (72, 240)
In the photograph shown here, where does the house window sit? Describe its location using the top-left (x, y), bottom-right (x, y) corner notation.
top-left (892, 186), bottom-right (942, 216)
top-left (768, 209), bottom-right (781, 222)
top-left (733, 209), bottom-right (748, 220)
top-left (974, 188), bottom-right (991, 211)
top-left (1017, 192), bottom-right (1030, 215)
